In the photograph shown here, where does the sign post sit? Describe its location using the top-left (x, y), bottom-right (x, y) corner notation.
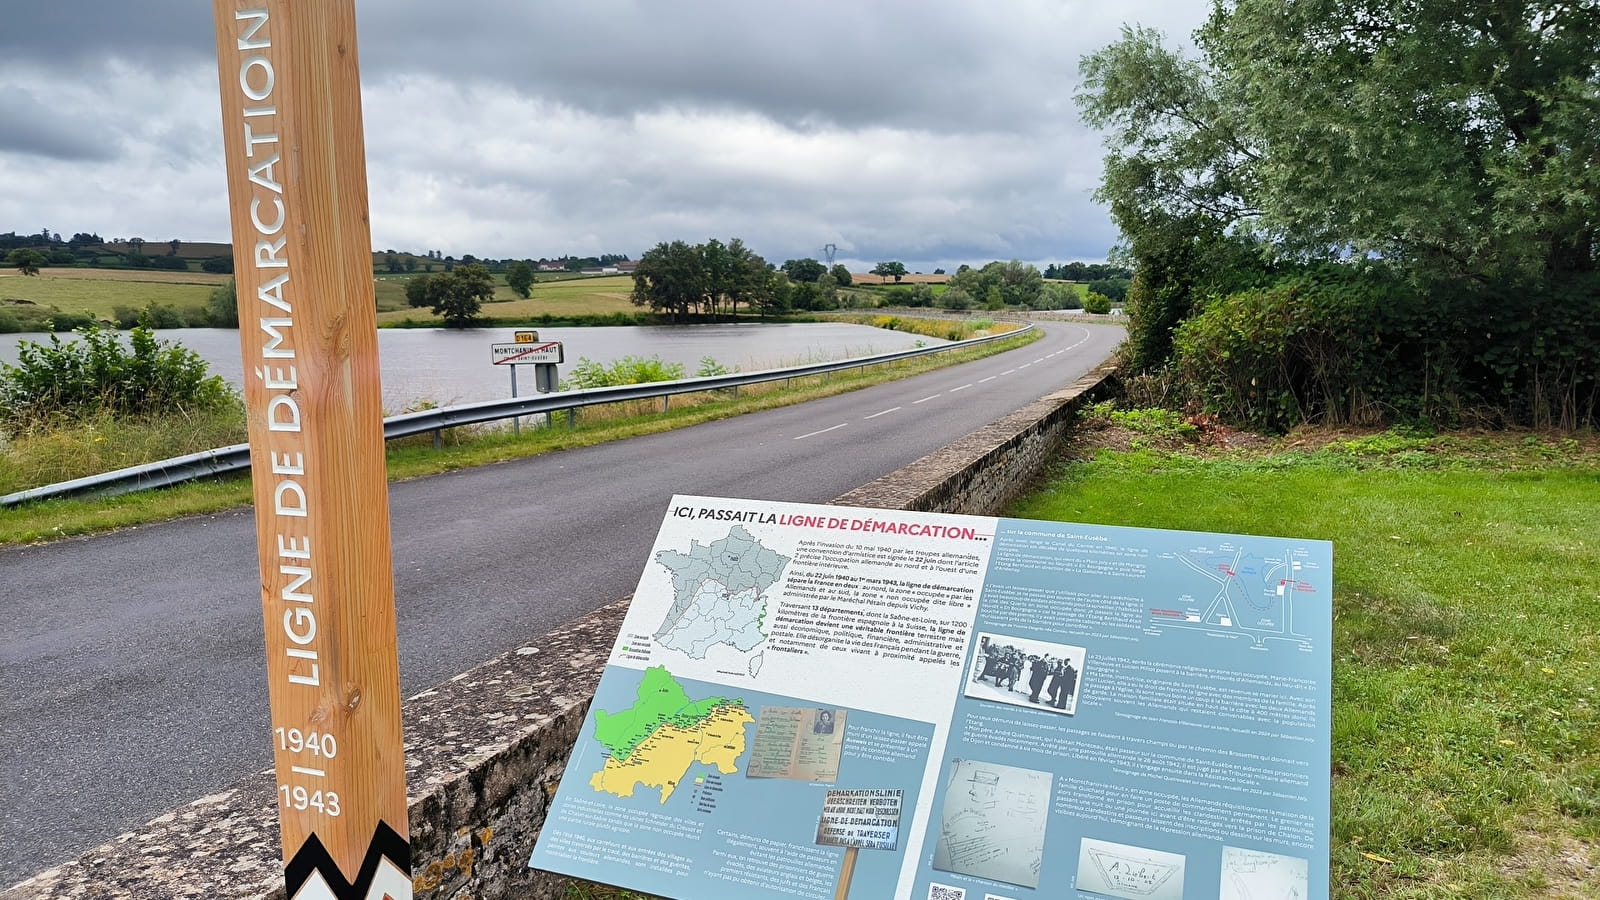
top-left (491, 337), bottom-right (564, 433)
top-left (816, 789), bottom-right (903, 899)
top-left (213, 3), bottom-right (410, 898)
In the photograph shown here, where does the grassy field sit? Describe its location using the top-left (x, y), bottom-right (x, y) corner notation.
top-left (1004, 416), bottom-right (1600, 899)
top-left (0, 269), bottom-right (222, 321)
top-left (0, 268), bottom-right (635, 324)
top-left (375, 274), bottom-right (638, 324)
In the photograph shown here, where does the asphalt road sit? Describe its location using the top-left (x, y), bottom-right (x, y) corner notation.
top-left (0, 321), bottom-right (1121, 885)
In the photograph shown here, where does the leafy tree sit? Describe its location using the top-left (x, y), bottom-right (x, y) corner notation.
top-left (631, 238), bottom-right (775, 317)
top-left (781, 258), bottom-right (827, 283)
top-left (1041, 283), bottom-right (1082, 310)
top-left (205, 279), bottom-right (239, 328)
top-left (1202, 0), bottom-right (1598, 283)
top-left (871, 261), bottom-right (907, 282)
top-left (830, 264), bottom-right (852, 286)
top-left (201, 257), bottom-right (233, 274)
top-left (432, 264), bottom-right (493, 327)
top-left (1081, 6), bottom-right (1599, 286)
top-left (816, 272), bottom-right (840, 309)
top-left (1087, 277), bottom-right (1130, 302)
top-left (1083, 291), bottom-right (1113, 314)
top-left (938, 286), bottom-right (974, 310)
top-left (632, 240), bottom-right (708, 318)
top-left (789, 281), bottom-right (821, 311)
top-left (506, 260), bottom-right (535, 298)
top-left (384, 251), bottom-right (402, 274)
top-left (7, 248), bottom-right (45, 276)
top-left (405, 273), bottom-right (444, 308)
top-left (933, 268), bottom-right (946, 275)
top-left (722, 239), bottom-right (778, 316)
top-left (403, 257), bottom-right (417, 273)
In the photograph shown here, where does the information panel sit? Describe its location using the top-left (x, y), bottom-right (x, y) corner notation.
top-left (530, 496), bottom-right (1332, 900)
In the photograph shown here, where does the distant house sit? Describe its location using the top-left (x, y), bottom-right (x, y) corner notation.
top-left (536, 262), bottom-right (566, 272)
top-left (616, 260), bottom-right (639, 274)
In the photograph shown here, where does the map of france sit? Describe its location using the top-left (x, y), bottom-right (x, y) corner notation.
top-left (588, 666), bottom-right (753, 803)
top-left (652, 525), bottom-right (791, 669)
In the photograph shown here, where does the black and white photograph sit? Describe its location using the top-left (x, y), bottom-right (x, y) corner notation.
top-left (964, 632), bottom-right (1087, 716)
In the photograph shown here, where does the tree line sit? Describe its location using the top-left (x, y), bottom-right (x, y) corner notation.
top-left (1079, 0), bottom-right (1599, 429)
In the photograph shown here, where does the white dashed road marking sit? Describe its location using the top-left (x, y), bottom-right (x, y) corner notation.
top-left (863, 407), bottom-right (901, 420)
top-left (913, 394), bottom-right (941, 404)
top-left (794, 423), bottom-right (847, 440)
top-left (978, 376), bottom-right (997, 383)
top-left (950, 383), bottom-right (973, 392)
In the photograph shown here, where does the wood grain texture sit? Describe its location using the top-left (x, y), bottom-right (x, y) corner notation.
top-left (212, 0), bottom-right (408, 886)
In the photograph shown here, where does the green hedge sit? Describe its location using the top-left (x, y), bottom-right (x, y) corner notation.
top-left (1173, 269), bottom-right (1599, 431)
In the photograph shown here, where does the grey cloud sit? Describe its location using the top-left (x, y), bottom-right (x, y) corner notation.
top-left (0, 90), bottom-right (121, 161)
top-left (6, 2), bottom-right (1145, 133)
top-left (0, 3), bottom-right (212, 69)
top-left (2, 1), bottom-right (1212, 266)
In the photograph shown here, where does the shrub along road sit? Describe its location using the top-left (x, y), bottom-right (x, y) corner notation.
top-left (0, 321), bottom-right (1121, 886)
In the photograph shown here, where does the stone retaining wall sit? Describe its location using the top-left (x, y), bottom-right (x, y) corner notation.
top-left (2, 362), bottom-right (1115, 900)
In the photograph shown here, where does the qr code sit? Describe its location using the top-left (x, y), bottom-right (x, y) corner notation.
top-left (928, 884), bottom-right (966, 900)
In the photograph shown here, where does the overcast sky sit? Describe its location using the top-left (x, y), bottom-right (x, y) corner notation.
top-left (0, 1), bottom-right (1209, 272)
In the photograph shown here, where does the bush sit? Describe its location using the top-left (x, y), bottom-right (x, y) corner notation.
top-left (562, 355), bottom-right (685, 389)
top-left (0, 326), bottom-right (239, 431)
top-left (695, 356), bottom-right (735, 377)
top-left (1166, 268), bottom-right (1600, 431)
top-left (1083, 291), bottom-right (1113, 314)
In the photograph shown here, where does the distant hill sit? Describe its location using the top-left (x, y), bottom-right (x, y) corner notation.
top-left (98, 240), bottom-right (233, 260)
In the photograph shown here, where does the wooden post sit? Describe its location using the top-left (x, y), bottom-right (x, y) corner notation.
top-left (832, 846), bottom-right (859, 900)
top-left (212, 3), bottom-right (411, 898)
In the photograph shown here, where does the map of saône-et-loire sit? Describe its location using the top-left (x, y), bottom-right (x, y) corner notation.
top-left (1149, 543), bottom-right (1323, 650)
top-left (588, 666), bottom-right (753, 803)
top-left (652, 525), bottom-right (791, 674)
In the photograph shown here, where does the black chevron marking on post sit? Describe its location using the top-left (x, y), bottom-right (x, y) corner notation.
top-left (283, 821), bottom-right (410, 899)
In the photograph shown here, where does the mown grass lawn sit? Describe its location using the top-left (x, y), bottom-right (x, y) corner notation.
top-left (1007, 424), bottom-right (1600, 899)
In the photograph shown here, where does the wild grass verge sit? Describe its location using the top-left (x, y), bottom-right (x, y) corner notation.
top-left (1010, 422), bottom-right (1600, 899)
top-left (0, 329), bottom-right (1041, 545)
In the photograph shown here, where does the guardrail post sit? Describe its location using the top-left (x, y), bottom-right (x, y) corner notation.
top-left (567, 408), bottom-right (577, 429)
top-left (662, 396), bottom-right (669, 413)
top-left (432, 428), bottom-right (442, 450)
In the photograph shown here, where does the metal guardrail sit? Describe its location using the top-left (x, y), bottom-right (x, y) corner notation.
top-left (1, 324), bottom-right (1033, 507)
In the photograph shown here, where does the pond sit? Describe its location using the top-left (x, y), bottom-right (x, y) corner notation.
top-left (0, 323), bottom-right (941, 412)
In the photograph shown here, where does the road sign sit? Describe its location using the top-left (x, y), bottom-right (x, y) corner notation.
top-left (213, 2), bottom-right (411, 898)
top-left (492, 341), bottom-right (564, 365)
top-left (514, 330), bottom-right (539, 343)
